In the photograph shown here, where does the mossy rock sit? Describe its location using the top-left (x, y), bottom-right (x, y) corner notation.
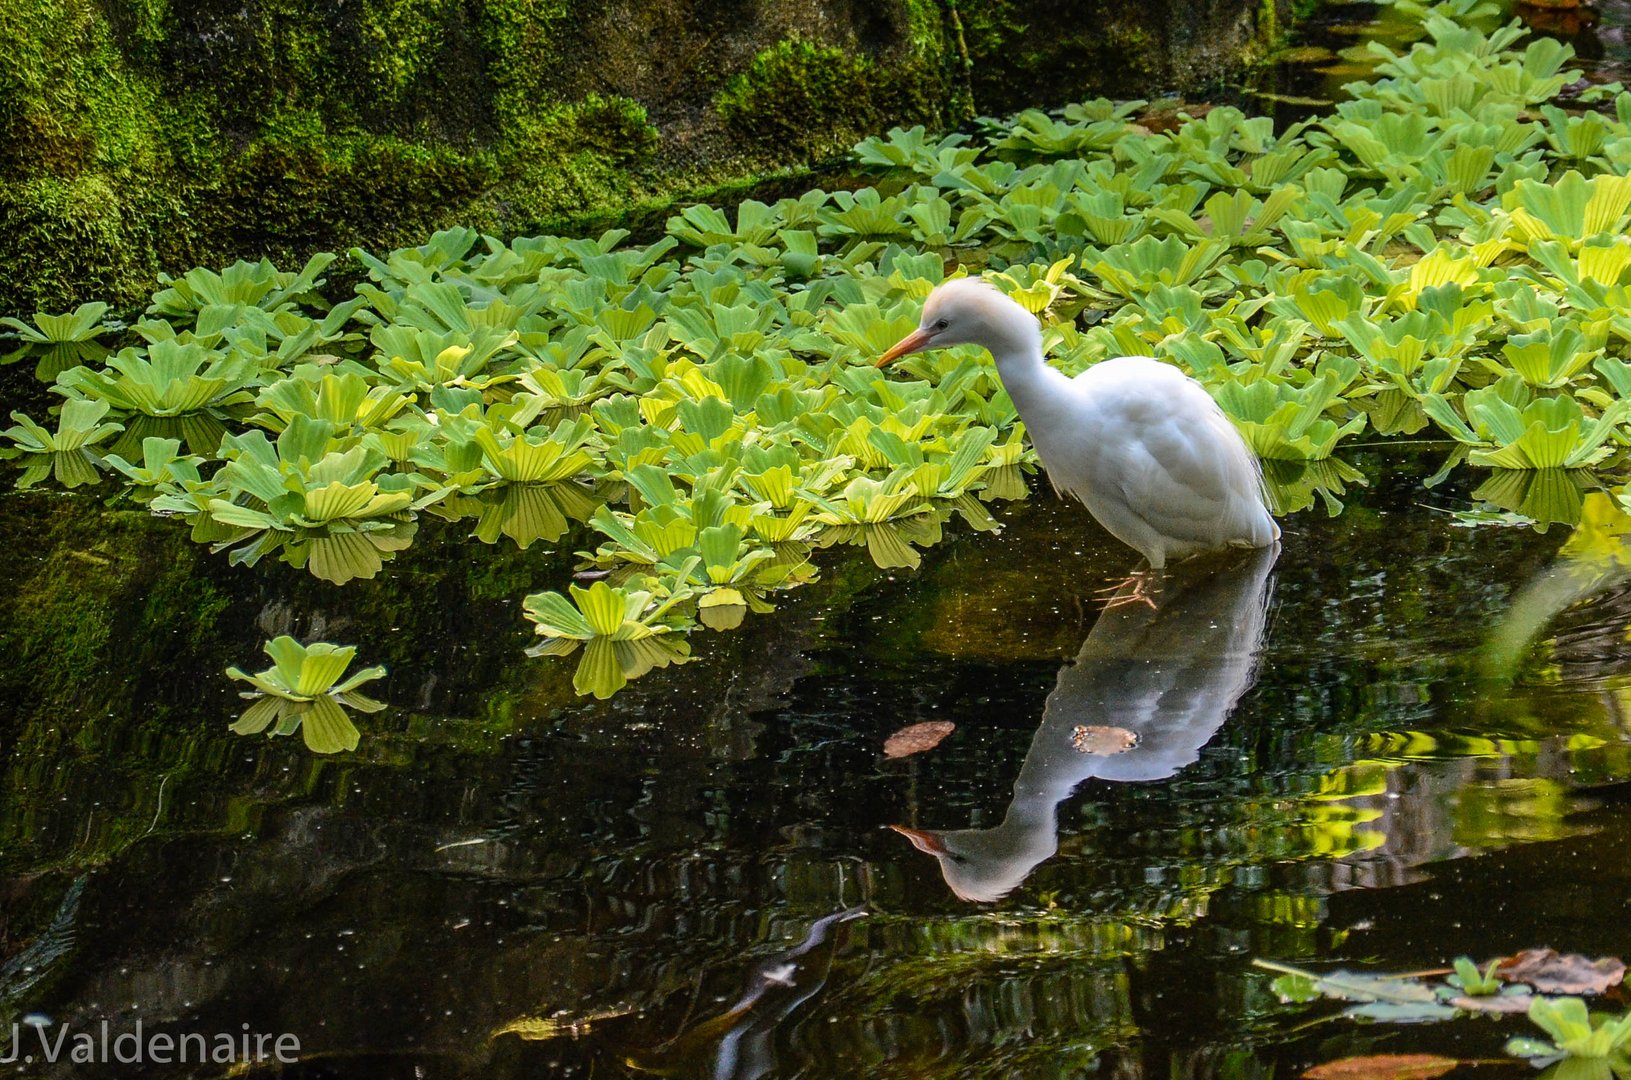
top-left (717, 38), bottom-right (945, 160)
top-left (0, 0), bottom-right (1286, 315)
top-left (0, 175), bottom-right (156, 313)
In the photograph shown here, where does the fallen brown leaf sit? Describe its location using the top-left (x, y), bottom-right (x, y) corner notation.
top-left (1303, 1054), bottom-right (1459, 1080)
top-left (1496, 948), bottom-right (1626, 995)
top-left (883, 721), bottom-right (955, 759)
top-left (1071, 725), bottom-right (1139, 755)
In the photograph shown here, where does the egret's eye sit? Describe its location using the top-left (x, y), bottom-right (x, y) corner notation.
top-left (933, 318), bottom-right (950, 331)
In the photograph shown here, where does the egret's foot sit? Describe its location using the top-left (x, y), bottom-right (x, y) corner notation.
top-left (1094, 570), bottom-right (1159, 611)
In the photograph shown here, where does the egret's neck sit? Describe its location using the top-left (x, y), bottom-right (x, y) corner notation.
top-left (991, 339), bottom-right (1077, 436)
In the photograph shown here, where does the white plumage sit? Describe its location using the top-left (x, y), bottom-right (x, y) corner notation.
top-left (879, 278), bottom-right (1279, 567)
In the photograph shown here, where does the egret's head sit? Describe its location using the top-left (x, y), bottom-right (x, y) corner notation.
top-left (877, 277), bottom-right (1039, 367)
top-left (888, 823), bottom-right (1052, 904)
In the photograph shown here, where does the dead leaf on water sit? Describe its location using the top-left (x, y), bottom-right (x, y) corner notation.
top-left (1072, 725), bottom-right (1139, 754)
top-left (1303, 1054), bottom-right (1460, 1080)
top-left (884, 721), bottom-right (955, 758)
top-left (1450, 993), bottom-right (1534, 1014)
top-left (1496, 948), bottom-right (1626, 995)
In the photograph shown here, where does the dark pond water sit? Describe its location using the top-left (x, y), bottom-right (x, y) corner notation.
top-left (3, 447), bottom-right (1631, 1078)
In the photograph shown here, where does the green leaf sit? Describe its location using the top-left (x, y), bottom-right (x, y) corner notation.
top-left (231, 696), bottom-right (283, 735)
top-left (293, 643), bottom-right (359, 696)
top-left (301, 695), bottom-right (361, 754)
top-left (523, 590), bottom-right (597, 640)
top-left (573, 580), bottom-right (628, 637)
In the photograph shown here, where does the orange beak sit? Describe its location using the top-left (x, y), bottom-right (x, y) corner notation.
top-left (888, 825), bottom-right (948, 855)
top-left (877, 327), bottom-right (936, 367)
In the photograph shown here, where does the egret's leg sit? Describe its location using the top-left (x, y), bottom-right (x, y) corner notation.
top-left (1094, 570), bottom-right (1159, 611)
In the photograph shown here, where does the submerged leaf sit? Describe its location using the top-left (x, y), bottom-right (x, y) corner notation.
top-left (1253, 960), bottom-right (1441, 1004)
top-left (491, 1007), bottom-right (637, 1042)
top-left (1071, 725), bottom-right (1139, 755)
top-left (1450, 993), bottom-right (1534, 1014)
top-left (883, 721), bottom-right (956, 759)
top-left (1342, 1001), bottom-right (1459, 1022)
top-left (1302, 1055), bottom-right (1459, 1080)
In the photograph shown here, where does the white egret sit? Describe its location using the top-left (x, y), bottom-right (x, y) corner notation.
top-left (879, 278), bottom-right (1279, 569)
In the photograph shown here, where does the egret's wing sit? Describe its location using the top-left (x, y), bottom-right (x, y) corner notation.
top-left (1108, 394), bottom-right (1256, 546)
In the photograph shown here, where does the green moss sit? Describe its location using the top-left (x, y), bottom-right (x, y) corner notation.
top-left (0, 505), bottom-right (140, 707)
top-left (958, 2), bottom-right (1167, 110)
top-left (1261, 0), bottom-right (1281, 48)
top-left (0, 0), bottom-right (153, 179)
top-left (716, 38), bottom-right (944, 160)
top-left (0, 0), bottom-right (1280, 315)
top-left (0, 175), bottom-right (154, 313)
top-left (198, 128), bottom-right (500, 258)
top-left (478, 0), bottom-right (572, 132)
top-left (493, 94), bottom-right (662, 232)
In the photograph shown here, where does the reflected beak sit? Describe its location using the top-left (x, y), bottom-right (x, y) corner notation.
top-left (888, 825), bottom-right (948, 855)
top-left (877, 328), bottom-right (936, 367)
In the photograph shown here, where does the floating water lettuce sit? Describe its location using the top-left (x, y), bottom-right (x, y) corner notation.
top-left (522, 578), bottom-right (693, 698)
top-left (1424, 378), bottom-right (1631, 469)
top-left (226, 636), bottom-right (387, 754)
top-left (252, 368), bottom-right (413, 435)
top-left (1506, 997), bottom-right (1631, 1063)
top-left (152, 416), bottom-right (435, 583)
top-left (57, 339), bottom-right (259, 456)
top-left (1213, 373), bottom-right (1367, 461)
top-left (103, 436), bottom-right (205, 501)
top-left (2, 300), bottom-right (116, 379)
top-left (151, 253), bottom-right (338, 323)
top-left (814, 475), bottom-right (944, 570)
top-left (1, 301), bottom-right (111, 345)
top-left (2, 398), bottom-right (122, 488)
top-left (11, 0), bottom-right (1631, 697)
top-left (1470, 467), bottom-right (1595, 531)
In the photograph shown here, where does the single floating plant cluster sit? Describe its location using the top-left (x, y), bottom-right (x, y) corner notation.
top-left (9, 0), bottom-right (1631, 697)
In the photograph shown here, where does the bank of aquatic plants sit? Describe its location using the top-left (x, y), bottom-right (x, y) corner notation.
top-left (7, 0), bottom-right (1631, 697)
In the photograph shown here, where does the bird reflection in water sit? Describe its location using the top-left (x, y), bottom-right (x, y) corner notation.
top-left (892, 545), bottom-right (1279, 903)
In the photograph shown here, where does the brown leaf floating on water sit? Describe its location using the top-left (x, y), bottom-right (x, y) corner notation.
top-left (1302, 1054), bottom-right (1459, 1080)
top-left (1495, 948), bottom-right (1626, 995)
top-left (883, 721), bottom-right (955, 759)
top-left (1071, 725), bottom-right (1139, 755)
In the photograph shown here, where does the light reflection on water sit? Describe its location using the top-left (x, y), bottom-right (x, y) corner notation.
top-left (2, 449), bottom-right (1631, 1077)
